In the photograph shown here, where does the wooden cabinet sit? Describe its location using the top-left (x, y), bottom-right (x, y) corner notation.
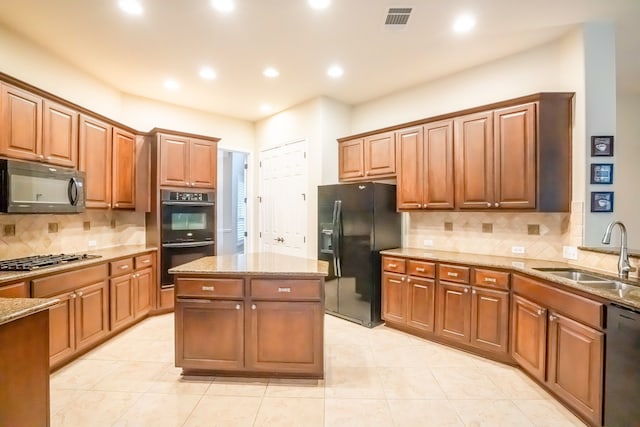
top-left (0, 281), bottom-right (29, 298)
top-left (43, 100), bottom-right (78, 168)
top-left (159, 134), bottom-right (217, 189)
top-left (110, 273), bottom-right (134, 331)
top-left (436, 281), bottom-right (471, 342)
top-left (511, 294), bottom-right (547, 381)
top-left (133, 265), bottom-right (153, 318)
top-left (110, 255), bottom-right (155, 331)
top-left (471, 286), bottom-right (509, 353)
top-left (0, 83), bottom-right (43, 162)
top-left (79, 114), bottom-right (112, 208)
top-left (338, 132), bottom-right (396, 181)
top-left (397, 121), bottom-right (454, 210)
top-left (175, 275), bottom-right (324, 377)
top-left (382, 258), bottom-right (436, 333)
top-left (112, 127), bottom-right (136, 209)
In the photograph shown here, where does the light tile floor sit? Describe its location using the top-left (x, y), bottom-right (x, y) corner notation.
top-left (50, 313), bottom-right (587, 426)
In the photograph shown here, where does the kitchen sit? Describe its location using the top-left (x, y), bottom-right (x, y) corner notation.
top-left (0, 1), bottom-right (639, 426)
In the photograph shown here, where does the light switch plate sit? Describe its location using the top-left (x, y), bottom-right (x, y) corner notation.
top-left (423, 239), bottom-right (433, 247)
top-left (563, 245), bottom-right (578, 260)
top-left (511, 246), bottom-right (525, 254)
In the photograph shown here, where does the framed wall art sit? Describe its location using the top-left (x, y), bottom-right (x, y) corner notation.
top-left (590, 163), bottom-right (613, 184)
top-left (590, 191), bottom-right (614, 213)
top-left (591, 136), bottom-right (614, 157)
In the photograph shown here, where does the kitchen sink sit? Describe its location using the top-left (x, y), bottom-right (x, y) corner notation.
top-left (534, 268), bottom-right (611, 283)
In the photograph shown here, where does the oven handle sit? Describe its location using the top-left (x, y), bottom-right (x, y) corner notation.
top-left (162, 241), bottom-right (215, 248)
top-left (161, 201), bottom-right (215, 206)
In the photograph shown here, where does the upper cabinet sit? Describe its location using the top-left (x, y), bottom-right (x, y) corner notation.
top-left (338, 131), bottom-right (396, 181)
top-left (159, 133), bottom-right (217, 189)
top-left (79, 114), bottom-right (137, 209)
top-left (340, 92), bottom-right (573, 212)
top-left (0, 83), bottom-right (78, 168)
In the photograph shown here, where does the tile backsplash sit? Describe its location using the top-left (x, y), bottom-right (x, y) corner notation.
top-left (0, 210), bottom-right (146, 259)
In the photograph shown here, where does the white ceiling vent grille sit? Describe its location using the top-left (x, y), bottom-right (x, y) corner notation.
top-left (384, 7), bottom-right (412, 27)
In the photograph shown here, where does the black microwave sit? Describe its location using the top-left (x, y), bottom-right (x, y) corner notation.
top-left (0, 159), bottom-right (85, 213)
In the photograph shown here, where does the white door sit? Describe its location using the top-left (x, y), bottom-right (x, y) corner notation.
top-left (259, 140), bottom-right (308, 256)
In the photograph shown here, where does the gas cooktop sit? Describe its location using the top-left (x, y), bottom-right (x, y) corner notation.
top-left (0, 253), bottom-right (102, 271)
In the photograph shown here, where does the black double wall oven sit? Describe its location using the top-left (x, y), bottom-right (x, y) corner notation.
top-left (160, 190), bottom-right (215, 288)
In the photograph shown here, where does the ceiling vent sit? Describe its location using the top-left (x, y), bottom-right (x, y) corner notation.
top-left (384, 7), bottom-right (412, 28)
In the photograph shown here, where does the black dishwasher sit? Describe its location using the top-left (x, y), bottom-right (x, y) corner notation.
top-left (605, 303), bottom-right (640, 427)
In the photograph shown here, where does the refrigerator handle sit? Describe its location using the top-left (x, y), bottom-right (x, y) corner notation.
top-left (333, 200), bottom-right (342, 277)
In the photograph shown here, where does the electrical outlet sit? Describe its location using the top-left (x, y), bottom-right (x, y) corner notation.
top-left (512, 261), bottom-right (525, 268)
top-left (88, 240), bottom-right (97, 247)
top-left (423, 239), bottom-right (433, 247)
top-left (511, 246), bottom-right (525, 254)
top-left (563, 245), bottom-right (578, 260)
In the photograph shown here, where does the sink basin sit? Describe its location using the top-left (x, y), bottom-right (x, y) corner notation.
top-left (534, 268), bottom-right (611, 283)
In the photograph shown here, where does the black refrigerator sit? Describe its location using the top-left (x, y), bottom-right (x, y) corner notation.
top-left (318, 182), bottom-right (401, 327)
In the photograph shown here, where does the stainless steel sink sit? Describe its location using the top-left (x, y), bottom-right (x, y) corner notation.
top-left (535, 268), bottom-right (611, 283)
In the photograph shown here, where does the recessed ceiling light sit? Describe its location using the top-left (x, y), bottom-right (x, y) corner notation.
top-left (118, 0), bottom-right (143, 15)
top-left (199, 67), bottom-right (217, 80)
top-left (453, 13), bottom-right (476, 33)
top-left (260, 104), bottom-right (273, 113)
top-left (308, 0), bottom-right (331, 10)
top-left (327, 65), bottom-right (344, 78)
top-left (263, 67), bottom-right (280, 78)
top-left (211, 0), bottom-right (234, 13)
top-left (164, 79), bottom-right (180, 90)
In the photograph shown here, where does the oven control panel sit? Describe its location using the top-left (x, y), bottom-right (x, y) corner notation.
top-left (161, 190), bottom-right (215, 202)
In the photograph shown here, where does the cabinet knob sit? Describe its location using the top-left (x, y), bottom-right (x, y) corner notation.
top-left (401, 276), bottom-right (405, 281)
top-left (70, 293), bottom-right (77, 299)
top-left (407, 278), bottom-right (411, 283)
top-left (537, 308), bottom-right (544, 316)
top-left (76, 291), bottom-right (83, 297)
top-left (235, 304), bottom-right (241, 310)
top-left (549, 314), bottom-right (557, 322)
top-left (251, 304), bottom-right (256, 310)
top-left (486, 202), bottom-right (491, 207)
top-left (494, 203), bottom-right (500, 207)
top-left (38, 154), bottom-right (44, 160)
top-left (472, 289), bottom-right (476, 294)
top-left (115, 203), bottom-right (119, 207)
top-left (464, 288), bottom-right (469, 293)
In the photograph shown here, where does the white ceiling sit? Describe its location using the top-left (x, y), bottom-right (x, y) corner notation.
top-left (0, 0), bottom-right (638, 122)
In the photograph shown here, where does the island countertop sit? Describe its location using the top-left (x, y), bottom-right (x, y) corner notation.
top-left (0, 297), bottom-right (58, 326)
top-left (168, 252), bottom-right (329, 277)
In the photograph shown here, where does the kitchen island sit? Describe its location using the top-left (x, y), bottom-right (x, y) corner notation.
top-left (169, 253), bottom-right (329, 378)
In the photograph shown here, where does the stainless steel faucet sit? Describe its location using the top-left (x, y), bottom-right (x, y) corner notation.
top-left (602, 221), bottom-right (636, 279)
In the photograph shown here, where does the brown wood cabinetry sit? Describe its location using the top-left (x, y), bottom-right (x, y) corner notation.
top-left (338, 132), bottom-right (396, 181)
top-left (112, 127), bottom-right (136, 209)
top-left (0, 281), bottom-right (29, 298)
top-left (382, 271), bottom-right (407, 324)
top-left (79, 114), bottom-right (112, 208)
top-left (159, 134), bottom-right (217, 189)
top-left (0, 83), bottom-right (43, 162)
top-left (471, 286), bottom-right (509, 353)
top-left (110, 256), bottom-right (155, 331)
top-left (175, 275), bottom-right (324, 377)
top-left (110, 273), bottom-right (134, 331)
top-left (511, 294), bottom-right (547, 381)
top-left (436, 281), bottom-right (471, 342)
top-left (397, 121), bottom-right (454, 210)
top-left (43, 100), bottom-right (78, 167)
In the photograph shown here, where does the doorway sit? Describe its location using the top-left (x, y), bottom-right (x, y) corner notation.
top-left (217, 149), bottom-right (248, 255)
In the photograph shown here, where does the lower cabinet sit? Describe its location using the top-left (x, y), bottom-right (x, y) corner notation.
top-left (436, 281), bottom-right (471, 342)
top-left (406, 276), bottom-right (436, 332)
top-left (471, 286), bottom-right (509, 353)
top-left (511, 294), bottom-right (547, 381)
top-left (110, 256), bottom-right (155, 331)
top-left (110, 274), bottom-right (135, 331)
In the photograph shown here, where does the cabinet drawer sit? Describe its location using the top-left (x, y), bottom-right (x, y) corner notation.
top-left (407, 260), bottom-right (435, 278)
top-left (383, 257), bottom-right (406, 274)
top-left (32, 264), bottom-right (108, 297)
top-left (110, 258), bottom-right (134, 276)
top-left (0, 281), bottom-right (29, 298)
top-left (176, 278), bottom-right (244, 298)
top-left (439, 264), bottom-right (470, 284)
top-left (250, 279), bottom-right (321, 301)
top-left (473, 268), bottom-right (510, 290)
top-left (135, 253), bottom-right (153, 270)
top-left (512, 274), bottom-right (604, 330)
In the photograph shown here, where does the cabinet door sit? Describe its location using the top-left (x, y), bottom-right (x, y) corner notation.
top-left (79, 115), bottom-right (112, 208)
top-left (364, 131), bottom-right (395, 177)
top-left (0, 83), bottom-right (42, 161)
top-left (110, 275), bottom-right (134, 331)
top-left (547, 312), bottom-right (603, 425)
top-left (494, 103), bottom-right (536, 209)
top-left (246, 301), bottom-right (323, 376)
top-left (48, 292), bottom-right (75, 367)
top-left (454, 111), bottom-right (494, 209)
top-left (396, 127), bottom-right (423, 210)
top-left (175, 299), bottom-right (244, 370)
top-left (133, 267), bottom-right (153, 318)
top-left (338, 139), bottom-right (365, 180)
top-left (511, 294), bottom-right (546, 382)
top-left (382, 272), bottom-right (406, 324)
top-left (159, 134), bottom-right (189, 187)
top-left (423, 120), bottom-right (454, 208)
top-left (75, 281), bottom-right (109, 350)
top-left (406, 276), bottom-right (435, 332)
top-left (42, 100), bottom-right (78, 168)
top-left (112, 127), bottom-right (136, 209)
top-left (470, 287), bottom-right (509, 354)
top-left (436, 282), bottom-right (471, 342)
top-left (189, 138), bottom-right (217, 189)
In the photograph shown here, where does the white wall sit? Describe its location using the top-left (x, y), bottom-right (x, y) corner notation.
top-left (318, 97), bottom-right (352, 185)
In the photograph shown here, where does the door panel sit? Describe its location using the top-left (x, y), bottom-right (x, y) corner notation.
top-left (396, 127), bottom-right (423, 210)
top-left (110, 275), bottom-right (134, 330)
top-left (436, 282), bottom-right (471, 342)
top-left (43, 100), bottom-right (78, 167)
top-left (0, 83), bottom-right (42, 161)
top-left (48, 293), bottom-right (75, 366)
top-left (189, 138), bottom-right (217, 188)
top-left (79, 115), bottom-right (112, 208)
top-left (511, 294), bottom-right (546, 382)
top-left (406, 276), bottom-right (435, 332)
top-left (112, 128), bottom-right (136, 209)
top-left (471, 287), bottom-right (509, 353)
top-left (423, 120), bottom-right (454, 208)
top-left (364, 132), bottom-right (395, 177)
top-left (75, 281), bottom-right (109, 350)
top-left (338, 139), bottom-right (364, 180)
top-left (159, 135), bottom-right (189, 186)
top-left (382, 272), bottom-right (405, 324)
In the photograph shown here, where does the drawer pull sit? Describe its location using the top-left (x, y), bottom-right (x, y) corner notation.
top-left (415, 267), bottom-right (425, 272)
top-left (278, 287), bottom-right (291, 293)
top-left (463, 288), bottom-right (469, 293)
top-left (119, 265), bottom-right (129, 270)
top-left (472, 289), bottom-right (476, 294)
top-left (388, 279), bottom-right (402, 284)
top-left (483, 277), bottom-right (497, 283)
top-left (447, 272), bottom-right (458, 277)
top-left (202, 286), bottom-right (215, 291)
top-left (235, 304), bottom-right (241, 310)
top-left (251, 304), bottom-right (257, 310)
top-left (414, 284), bottom-right (427, 289)
top-left (142, 259), bottom-right (151, 264)
top-left (388, 263), bottom-right (397, 268)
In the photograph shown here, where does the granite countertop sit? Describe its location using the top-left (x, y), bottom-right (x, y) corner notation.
top-left (0, 245), bottom-right (157, 285)
top-left (381, 248), bottom-right (640, 310)
top-left (169, 252), bottom-right (329, 277)
top-left (0, 297), bottom-right (58, 326)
